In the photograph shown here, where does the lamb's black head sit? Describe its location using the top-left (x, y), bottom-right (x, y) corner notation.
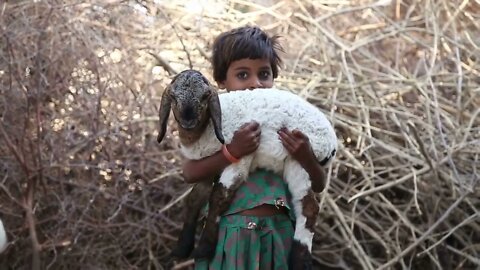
top-left (169, 70), bottom-right (212, 130)
top-left (157, 70), bottom-right (225, 144)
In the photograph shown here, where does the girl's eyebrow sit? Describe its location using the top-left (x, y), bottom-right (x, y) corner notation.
top-left (233, 66), bottom-right (251, 71)
top-left (233, 65), bottom-right (271, 71)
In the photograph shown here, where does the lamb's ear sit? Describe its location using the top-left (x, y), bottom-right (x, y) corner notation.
top-left (208, 89), bottom-right (225, 144)
top-left (157, 85), bottom-right (172, 143)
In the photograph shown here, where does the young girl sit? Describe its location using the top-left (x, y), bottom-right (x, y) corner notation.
top-left (183, 26), bottom-right (325, 269)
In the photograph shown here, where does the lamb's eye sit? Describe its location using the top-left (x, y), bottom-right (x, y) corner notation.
top-left (201, 93), bottom-right (211, 101)
top-left (170, 95), bottom-right (177, 103)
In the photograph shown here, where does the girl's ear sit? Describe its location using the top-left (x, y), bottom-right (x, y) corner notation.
top-left (217, 80), bottom-right (226, 90)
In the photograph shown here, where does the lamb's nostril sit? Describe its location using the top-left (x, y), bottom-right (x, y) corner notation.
top-left (182, 107), bottom-right (196, 121)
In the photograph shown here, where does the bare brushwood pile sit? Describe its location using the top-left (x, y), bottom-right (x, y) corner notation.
top-left (0, 0), bottom-right (478, 269)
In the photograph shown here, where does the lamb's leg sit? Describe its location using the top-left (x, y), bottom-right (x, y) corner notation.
top-left (283, 159), bottom-right (320, 270)
top-left (170, 180), bottom-right (212, 259)
top-left (192, 158), bottom-right (252, 260)
top-left (289, 190), bottom-right (319, 270)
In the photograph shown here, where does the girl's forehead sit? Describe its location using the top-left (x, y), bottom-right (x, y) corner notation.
top-left (229, 58), bottom-right (272, 70)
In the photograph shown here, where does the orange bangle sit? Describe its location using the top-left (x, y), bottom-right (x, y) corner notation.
top-left (222, 145), bottom-right (240, 163)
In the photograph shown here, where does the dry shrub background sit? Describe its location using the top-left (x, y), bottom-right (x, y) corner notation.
top-left (0, 0), bottom-right (479, 269)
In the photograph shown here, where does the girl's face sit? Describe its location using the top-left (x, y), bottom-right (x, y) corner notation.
top-left (218, 58), bottom-right (274, 91)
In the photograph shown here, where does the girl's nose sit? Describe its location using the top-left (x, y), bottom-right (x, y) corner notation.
top-left (248, 77), bottom-right (263, 89)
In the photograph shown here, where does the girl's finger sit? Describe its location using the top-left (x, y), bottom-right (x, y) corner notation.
top-left (279, 127), bottom-right (292, 136)
top-left (285, 129), bottom-right (302, 143)
top-left (247, 121), bottom-right (260, 130)
top-left (278, 130), bottom-right (296, 145)
top-left (291, 129), bottom-right (307, 139)
top-left (239, 122), bottom-right (251, 129)
top-left (279, 137), bottom-right (292, 149)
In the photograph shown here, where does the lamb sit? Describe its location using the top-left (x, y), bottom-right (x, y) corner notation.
top-left (0, 218), bottom-right (7, 253)
top-left (157, 70), bottom-right (337, 268)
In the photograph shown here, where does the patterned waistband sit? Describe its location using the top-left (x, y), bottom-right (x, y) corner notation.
top-left (219, 213), bottom-right (293, 230)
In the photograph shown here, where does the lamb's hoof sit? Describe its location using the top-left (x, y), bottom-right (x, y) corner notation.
top-left (170, 222), bottom-right (197, 259)
top-left (290, 240), bottom-right (313, 270)
top-left (191, 239), bottom-right (216, 260)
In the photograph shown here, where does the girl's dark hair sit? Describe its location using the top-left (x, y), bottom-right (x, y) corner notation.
top-left (212, 26), bottom-right (283, 83)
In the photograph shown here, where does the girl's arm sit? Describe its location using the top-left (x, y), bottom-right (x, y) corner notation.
top-left (298, 155), bottom-right (326, 192)
top-left (182, 151), bottom-right (231, 184)
top-left (182, 121), bottom-right (261, 183)
top-left (277, 128), bottom-right (327, 192)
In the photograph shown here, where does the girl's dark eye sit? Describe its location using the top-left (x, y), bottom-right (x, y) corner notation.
top-left (236, 72), bottom-right (248, 80)
top-left (259, 71), bottom-right (271, 80)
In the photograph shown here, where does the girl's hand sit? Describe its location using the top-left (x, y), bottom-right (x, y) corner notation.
top-left (278, 127), bottom-right (326, 192)
top-left (277, 127), bottom-right (316, 167)
top-left (182, 121), bottom-right (261, 183)
top-left (227, 121), bottom-right (261, 158)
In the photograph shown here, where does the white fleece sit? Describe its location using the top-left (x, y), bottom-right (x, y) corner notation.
top-left (180, 88), bottom-right (337, 250)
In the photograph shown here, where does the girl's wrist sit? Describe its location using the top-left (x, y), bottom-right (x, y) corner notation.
top-left (223, 144), bottom-right (240, 163)
top-left (301, 153), bottom-right (318, 172)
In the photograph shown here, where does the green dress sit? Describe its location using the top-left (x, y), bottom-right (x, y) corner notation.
top-left (195, 169), bottom-right (295, 270)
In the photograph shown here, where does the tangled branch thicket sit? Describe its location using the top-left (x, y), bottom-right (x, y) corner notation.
top-left (0, 0), bottom-right (479, 269)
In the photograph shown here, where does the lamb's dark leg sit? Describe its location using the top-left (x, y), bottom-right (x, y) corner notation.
top-left (289, 190), bottom-right (319, 270)
top-left (170, 181), bottom-right (212, 259)
top-left (191, 178), bottom-right (243, 259)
